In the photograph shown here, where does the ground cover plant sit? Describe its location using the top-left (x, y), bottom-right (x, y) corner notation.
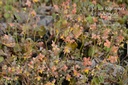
top-left (0, 0), bottom-right (128, 85)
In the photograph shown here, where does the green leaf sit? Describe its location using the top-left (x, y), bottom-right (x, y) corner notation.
top-left (97, 4), bottom-right (103, 10)
top-left (104, 46), bottom-right (111, 52)
top-left (14, 44), bottom-right (22, 53)
top-left (91, 76), bottom-right (104, 85)
top-left (98, 76), bottom-right (104, 83)
top-left (91, 77), bottom-right (100, 85)
top-left (4, 5), bottom-right (12, 11)
top-left (118, 0), bottom-right (123, 3)
top-left (7, 0), bottom-right (15, 4)
top-left (88, 46), bottom-right (95, 57)
top-left (38, 26), bottom-right (46, 37)
top-left (86, 15), bottom-right (93, 23)
top-left (66, 42), bottom-right (78, 51)
top-left (0, 56), bottom-right (4, 63)
top-left (4, 13), bottom-right (11, 19)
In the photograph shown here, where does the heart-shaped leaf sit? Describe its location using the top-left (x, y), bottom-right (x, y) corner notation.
top-left (0, 56), bottom-right (4, 63)
top-left (88, 46), bottom-right (96, 57)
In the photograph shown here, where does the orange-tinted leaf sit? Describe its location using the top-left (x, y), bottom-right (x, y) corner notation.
top-left (30, 10), bottom-right (36, 16)
top-left (37, 53), bottom-right (45, 61)
top-left (92, 33), bottom-right (100, 40)
top-left (51, 66), bottom-right (57, 73)
top-left (25, 0), bottom-right (31, 7)
top-left (72, 25), bottom-right (83, 39)
top-left (33, 0), bottom-right (39, 3)
top-left (107, 56), bottom-right (118, 63)
top-left (62, 65), bottom-right (68, 72)
top-left (83, 57), bottom-right (92, 66)
top-left (73, 69), bottom-right (80, 77)
top-left (83, 67), bottom-right (90, 74)
top-left (66, 74), bottom-right (71, 81)
top-left (102, 29), bottom-right (111, 40)
top-left (52, 41), bottom-right (60, 55)
top-left (93, 17), bottom-right (98, 23)
top-left (117, 34), bottom-right (124, 43)
top-left (92, 0), bottom-right (97, 5)
top-left (54, 4), bottom-right (59, 12)
top-left (104, 39), bottom-right (111, 48)
top-left (36, 76), bottom-right (41, 81)
top-left (90, 23), bottom-right (97, 30)
top-left (72, 7), bottom-right (76, 14)
top-left (111, 46), bottom-right (118, 54)
top-left (63, 46), bottom-right (71, 54)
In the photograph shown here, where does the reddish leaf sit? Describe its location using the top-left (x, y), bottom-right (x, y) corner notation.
top-left (104, 39), bottom-right (111, 48)
top-left (107, 56), bottom-right (118, 63)
top-left (25, 0), bottom-right (31, 7)
top-left (83, 57), bottom-right (92, 66)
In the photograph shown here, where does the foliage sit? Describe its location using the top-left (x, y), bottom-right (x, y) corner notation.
top-left (0, 0), bottom-right (128, 85)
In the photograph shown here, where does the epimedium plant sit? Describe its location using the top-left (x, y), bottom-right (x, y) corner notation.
top-left (0, 0), bottom-right (128, 85)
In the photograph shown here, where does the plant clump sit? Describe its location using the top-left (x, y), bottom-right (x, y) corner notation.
top-left (0, 0), bottom-right (128, 85)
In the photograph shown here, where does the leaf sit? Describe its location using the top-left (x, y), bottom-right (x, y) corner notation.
top-left (83, 57), bottom-right (92, 66)
top-left (91, 77), bottom-right (99, 85)
top-left (88, 46), bottom-right (95, 57)
top-left (66, 42), bottom-right (78, 51)
top-left (33, 0), bottom-right (39, 3)
top-left (4, 13), bottom-right (11, 19)
top-left (30, 10), bottom-right (36, 16)
top-left (104, 40), bottom-right (111, 48)
top-left (1, 34), bottom-right (16, 47)
top-left (117, 0), bottom-right (123, 3)
top-left (98, 76), bottom-right (104, 83)
top-left (66, 74), bottom-right (71, 81)
top-left (83, 68), bottom-right (90, 74)
top-left (36, 76), bottom-right (41, 81)
top-left (104, 46), bottom-right (111, 52)
top-left (86, 15), bottom-right (93, 23)
top-left (91, 76), bottom-right (104, 85)
top-left (107, 56), bottom-right (118, 63)
top-left (22, 24), bottom-right (31, 34)
top-left (38, 26), bottom-right (46, 38)
top-left (111, 46), bottom-right (118, 54)
top-left (4, 5), bottom-right (12, 11)
top-left (0, 1), bottom-right (3, 6)
top-left (25, 0), bottom-right (31, 7)
top-left (14, 44), bottom-right (22, 53)
top-left (97, 4), bottom-right (103, 10)
top-left (63, 40), bottom-right (78, 54)
top-left (6, 0), bottom-right (15, 4)
top-left (62, 20), bottom-right (68, 27)
top-left (72, 24), bottom-right (83, 39)
top-left (0, 56), bottom-right (4, 63)
top-left (62, 65), bottom-right (68, 72)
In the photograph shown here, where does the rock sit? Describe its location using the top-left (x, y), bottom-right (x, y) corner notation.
top-left (0, 23), bottom-right (7, 36)
top-left (37, 15), bottom-right (53, 27)
top-left (0, 30), bottom-right (4, 36)
top-left (102, 63), bottom-right (125, 77)
top-left (14, 11), bottom-right (28, 24)
top-left (36, 5), bottom-right (53, 15)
